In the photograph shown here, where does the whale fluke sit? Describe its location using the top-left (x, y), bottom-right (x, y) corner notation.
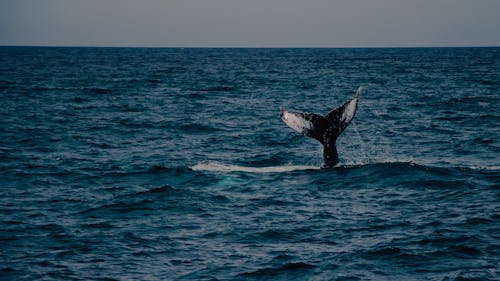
top-left (280, 87), bottom-right (363, 168)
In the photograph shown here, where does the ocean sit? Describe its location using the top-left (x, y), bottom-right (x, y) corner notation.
top-left (0, 47), bottom-right (498, 280)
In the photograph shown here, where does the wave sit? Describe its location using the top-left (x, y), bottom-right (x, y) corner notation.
top-left (190, 158), bottom-right (421, 174)
top-left (190, 160), bottom-right (500, 175)
top-left (196, 85), bottom-right (235, 92)
top-left (465, 165), bottom-right (500, 171)
top-left (82, 87), bottom-right (112, 94)
top-left (238, 262), bottom-right (317, 279)
top-left (190, 162), bottom-right (319, 173)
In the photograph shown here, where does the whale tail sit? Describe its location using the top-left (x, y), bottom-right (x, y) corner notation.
top-left (280, 87), bottom-right (362, 168)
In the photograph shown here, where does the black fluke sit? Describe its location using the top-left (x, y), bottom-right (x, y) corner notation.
top-left (280, 87), bottom-right (362, 168)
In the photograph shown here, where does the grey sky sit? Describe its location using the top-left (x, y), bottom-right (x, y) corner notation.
top-left (1, 0), bottom-right (499, 47)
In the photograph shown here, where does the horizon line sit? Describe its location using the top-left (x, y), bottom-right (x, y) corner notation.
top-left (1, 44), bottom-right (499, 49)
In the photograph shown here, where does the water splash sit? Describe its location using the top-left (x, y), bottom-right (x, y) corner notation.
top-left (351, 121), bottom-right (368, 164)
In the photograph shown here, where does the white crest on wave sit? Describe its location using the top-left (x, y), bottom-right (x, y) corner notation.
top-left (191, 162), bottom-right (319, 173)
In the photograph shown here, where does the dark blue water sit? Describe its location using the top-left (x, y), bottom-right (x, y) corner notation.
top-left (1, 47), bottom-right (499, 280)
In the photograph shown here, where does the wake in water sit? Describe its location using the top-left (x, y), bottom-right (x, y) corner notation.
top-left (191, 162), bottom-right (319, 173)
top-left (190, 159), bottom-right (415, 173)
top-left (190, 158), bottom-right (500, 174)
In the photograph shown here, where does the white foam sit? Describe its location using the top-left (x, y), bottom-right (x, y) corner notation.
top-left (281, 111), bottom-right (312, 134)
top-left (191, 162), bottom-right (319, 173)
top-left (460, 165), bottom-right (500, 171)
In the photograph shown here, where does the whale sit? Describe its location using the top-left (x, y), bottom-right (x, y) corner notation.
top-left (280, 87), bottom-right (362, 168)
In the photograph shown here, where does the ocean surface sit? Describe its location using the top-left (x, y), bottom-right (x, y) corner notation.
top-left (0, 47), bottom-right (499, 281)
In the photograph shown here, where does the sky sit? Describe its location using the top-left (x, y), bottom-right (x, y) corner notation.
top-left (1, 0), bottom-right (499, 47)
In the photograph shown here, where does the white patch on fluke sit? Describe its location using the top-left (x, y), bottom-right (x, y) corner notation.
top-left (341, 98), bottom-right (358, 123)
top-left (191, 162), bottom-right (319, 173)
top-left (281, 111), bottom-right (312, 134)
top-left (340, 87), bottom-right (362, 123)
